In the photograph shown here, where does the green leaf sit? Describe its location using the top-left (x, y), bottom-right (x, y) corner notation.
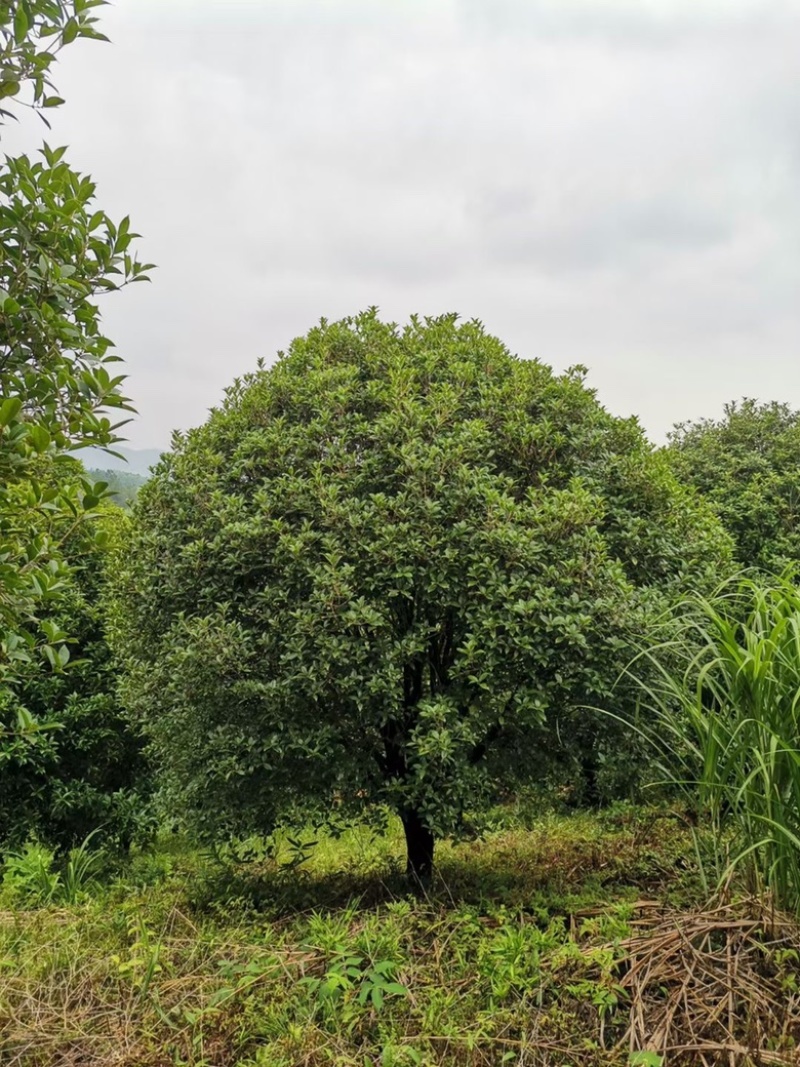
top-left (15, 706), bottom-right (35, 732)
top-left (383, 982), bottom-right (407, 996)
top-left (0, 397), bottom-right (22, 427)
top-left (13, 6), bottom-right (28, 45)
top-left (28, 425), bottom-right (51, 453)
top-left (62, 18), bottom-right (79, 44)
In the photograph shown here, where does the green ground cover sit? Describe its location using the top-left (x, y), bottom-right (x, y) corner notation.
top-left (0, 805), bottom-right (745, 1067)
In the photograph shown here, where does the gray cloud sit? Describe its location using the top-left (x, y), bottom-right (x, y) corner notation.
top-left (7, 0), bottom-right (798, 446)
top-left (458, 0), bottom-right (800, 45)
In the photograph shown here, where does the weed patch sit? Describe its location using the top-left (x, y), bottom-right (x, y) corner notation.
top-left (0, 809), bottom-right (795, 1066)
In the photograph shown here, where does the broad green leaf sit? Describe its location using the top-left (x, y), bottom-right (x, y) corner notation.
top-left (0, 397), bottom-right (22, 426)
top-left (27, 425), bottom-right (51, 453)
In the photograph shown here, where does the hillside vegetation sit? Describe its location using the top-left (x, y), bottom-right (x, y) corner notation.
top-left (84, 468), bottom-right (147, 509)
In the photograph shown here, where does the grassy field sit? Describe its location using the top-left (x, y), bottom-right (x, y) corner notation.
top-left (1, 804), bottom-right (799, 1067)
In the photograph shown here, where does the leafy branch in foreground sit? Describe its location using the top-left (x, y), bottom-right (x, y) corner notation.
top-left (0, 1), bottom-right (109, 125)
top-left (0, 1), bottom-right (154, 684)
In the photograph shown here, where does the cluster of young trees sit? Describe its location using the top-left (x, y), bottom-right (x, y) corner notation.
top-left (4, 4), bottom-right (800, 881)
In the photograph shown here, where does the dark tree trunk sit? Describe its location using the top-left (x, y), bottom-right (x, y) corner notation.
top-left (581, 751), bottom-right (602, 807)
top-left (400, 808), bottom-right (435, 886)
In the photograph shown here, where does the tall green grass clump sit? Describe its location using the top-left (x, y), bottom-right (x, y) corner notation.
top-left (632, 576), bottom-right (800, 912)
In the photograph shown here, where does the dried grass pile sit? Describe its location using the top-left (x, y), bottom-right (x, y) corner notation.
top-left (607, 897), bottom-right (800, 1065)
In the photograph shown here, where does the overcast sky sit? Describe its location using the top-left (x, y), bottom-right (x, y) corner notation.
top-left (12, 0), bottom-right (800, 448)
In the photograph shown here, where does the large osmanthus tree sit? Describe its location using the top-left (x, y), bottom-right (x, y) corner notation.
top-left (0, 0), bottom-right (152, 693)
top-left (114, 312), bottom-right (731, 880)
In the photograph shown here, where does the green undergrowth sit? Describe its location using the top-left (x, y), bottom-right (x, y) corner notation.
top-left (0, 806), bottom-right (709, 1066)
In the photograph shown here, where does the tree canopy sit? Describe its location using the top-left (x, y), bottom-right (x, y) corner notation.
top-left (667, 399), bottom-right (800, 575)
top-left (113, 312), bottom-right (731, 878)
top-left (0, 0), bottom-right (152, 685)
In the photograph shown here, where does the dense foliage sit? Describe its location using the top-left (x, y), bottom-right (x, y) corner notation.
top-left (114, 312), bottom-right (731, 876)
top-left (0, 498), bottom-right (148, 850)
top-left (0, 0), bottom-right (152, 684)
top-left (667, 399), bottom-right (800, 574)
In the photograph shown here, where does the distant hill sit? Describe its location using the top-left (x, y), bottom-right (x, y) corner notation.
top-left (85, 468), bottom-right (147, 508)
top-left (76, 446), bottom-right (164, 478)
